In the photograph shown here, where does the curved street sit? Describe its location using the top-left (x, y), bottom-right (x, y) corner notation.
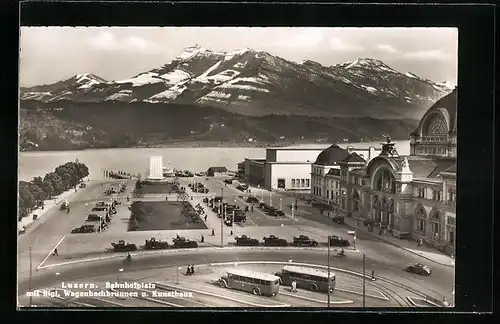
top-left (18, 177), bottom-right (454, 308)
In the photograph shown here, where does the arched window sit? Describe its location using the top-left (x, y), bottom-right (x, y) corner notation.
top-left (424, 114), bottom-right (448, 135)
top-left (415, 205), bottom-right (427, 233)
top-left (352, 190), bottom-right (360, 212)
top-left (374, 168), bottom-right (396, 194)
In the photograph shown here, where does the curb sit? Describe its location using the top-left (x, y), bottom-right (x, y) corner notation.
top-left (342, 222), bottom-right (454, 268)
top-left (37, 246), bottom-right (337, 270)
top-left (279, 291), bottom-right (353, 304)
top-left (406, 296), bottom-right (441, 307)
top-left (155, 282), bottom-right (290, 307)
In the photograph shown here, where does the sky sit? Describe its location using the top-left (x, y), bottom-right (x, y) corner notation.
top-left (19, 27), bottom-right (457, 87)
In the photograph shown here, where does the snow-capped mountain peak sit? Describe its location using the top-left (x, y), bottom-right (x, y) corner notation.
top-left (21, 47), bottom-right (453, 120)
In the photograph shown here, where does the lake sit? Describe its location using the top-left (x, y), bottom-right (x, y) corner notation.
top-left (18, 141), bottom-right (411, 182)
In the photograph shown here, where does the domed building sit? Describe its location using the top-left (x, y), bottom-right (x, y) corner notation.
top-left (311, 89), bottom-right (456, 254)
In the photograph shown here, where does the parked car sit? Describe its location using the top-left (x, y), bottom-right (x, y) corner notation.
top-left (405, 263), bottom-right (432, 276)
top-left (328, 235), bottom-right (351, 247)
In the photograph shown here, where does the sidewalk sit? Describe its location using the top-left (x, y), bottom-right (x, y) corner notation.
top-left (343, 217), bottom-right (454, 267)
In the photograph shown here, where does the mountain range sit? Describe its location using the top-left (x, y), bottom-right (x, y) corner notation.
top-left (19, 45), bottom-right (454, 151)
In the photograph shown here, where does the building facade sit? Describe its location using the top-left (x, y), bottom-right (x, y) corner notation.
top-left (311, 89), bottom-right (457, 254)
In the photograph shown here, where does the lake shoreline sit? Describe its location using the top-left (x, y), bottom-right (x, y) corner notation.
top-left (22, 138), bottom-right (411, 152)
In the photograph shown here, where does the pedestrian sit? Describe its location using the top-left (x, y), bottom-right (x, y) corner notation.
top-left (371, 270), bottom-right (375, 279)
top-left (186, 265), bottom-right (191, 276)
top-left (327, 211), bottom-right (330, 218)
top-left (212, 229), bottom-right (215, 236)
top-left (204, 215), bottom-right (207, 222)
top-left (442, 297), bottom-right (449, 307)
top-left (201, 235), bottom-right (204, 243)
top-left (353, 236), bottom-right (356, 249)
top-left (251, 206), bottom-right (254, 212)
top-left (291, 280), bottom-right (297, 292)
top-left (230, 230), bottom-right (233, 236)
top-left (190, 265), bottom-right (195, 275)
top-left (379, 228), bottom-right (382, 236)
top-left (53, 248), bottom-right (58, 256)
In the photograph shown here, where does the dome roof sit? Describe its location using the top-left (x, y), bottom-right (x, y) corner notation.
top-left (411, 88), bottom-right (457, 136)
top-left (313, 144), bottom-right (350, 165)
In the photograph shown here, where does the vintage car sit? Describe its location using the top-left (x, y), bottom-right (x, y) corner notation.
top-left (111, 240), bottom-right (137, 252)
top-left (405, 263), bottom-right (432, 276)
top-left (293, 235), bottom-right (318, 247)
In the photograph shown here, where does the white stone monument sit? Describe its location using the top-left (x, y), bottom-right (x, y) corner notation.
top-left (147, 156), bottom-right (164, 181)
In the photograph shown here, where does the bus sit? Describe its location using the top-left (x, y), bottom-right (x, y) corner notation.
top-left (218, 268), bottom-right (281, 297)
top-left (275, 265), bottom-right (336, 293)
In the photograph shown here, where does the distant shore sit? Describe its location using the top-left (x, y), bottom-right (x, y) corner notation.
top-left (22, 138), bottom-right (405, 152)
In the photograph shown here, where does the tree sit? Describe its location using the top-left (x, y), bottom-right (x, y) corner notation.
top-left (44, 172), bottom-right (63, 196)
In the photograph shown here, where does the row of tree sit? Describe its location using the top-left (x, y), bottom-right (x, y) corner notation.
top-left (18, 161), bottom-right (90, 220)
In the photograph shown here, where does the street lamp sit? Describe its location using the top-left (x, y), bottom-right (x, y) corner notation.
top-left (280, 198), bottom-right (283, 211)
top-left (327, 236), bottom-right (331, 308)
top-left (270, 193), bottom-right (272, 207)
top-left (117, 268), bottom-right (123, 282)
top-left (29, 246), bottom-right (32, 307)
top-left (177, 267), bottom-right (182, 284)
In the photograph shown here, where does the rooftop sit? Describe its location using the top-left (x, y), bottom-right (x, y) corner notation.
top-left (313, 144), bottom-right (351, 166)
top-left (226, 268), bottom-right (280, 281)
top-left (283, 265), bottom-right (335, 278)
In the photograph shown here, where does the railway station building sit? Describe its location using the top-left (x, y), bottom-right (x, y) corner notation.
top-left (310, 89), bottom-right (457, 254)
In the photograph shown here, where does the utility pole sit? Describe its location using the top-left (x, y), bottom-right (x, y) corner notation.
top-left (29, 246), bottom-right (32, 307)
top-left (291, 202), bottom-right (294, 219)
top-left (362, 253), bottom-right (366, 307)
top-left (270, 193), bottom-right (272, 207)
top-left (220, 187), bottom-right (224, 247)
top-left (327, 236), bottom-right (331, 308)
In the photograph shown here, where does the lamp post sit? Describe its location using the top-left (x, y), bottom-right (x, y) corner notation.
top-left (270, 193), bottom-right (272, 207)
top-left (117, 268), bottom-right (123, 283)
top-left (362, 253), bottom-right (366, 307)
top-left (220, 187), bottom-right (224, 247)
top-left (177, 267), bottom-right (182, 284)
top-left (29, 246), bottom-right (32, 307)
top-left (291, 202), bottom-right (294, 219)
top-left (327, 236), bottom-right (331, 308)
top-left (280, 198), bottom-right (283, 211)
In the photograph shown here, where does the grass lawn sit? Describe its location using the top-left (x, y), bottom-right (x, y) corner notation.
top-left (128, 201), bottom-right (207, 231)
top-left (134, 183), bottom-right (177, 195)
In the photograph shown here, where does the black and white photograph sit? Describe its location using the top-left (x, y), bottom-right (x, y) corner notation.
top-left (18, 26), bottom-right (457, 309)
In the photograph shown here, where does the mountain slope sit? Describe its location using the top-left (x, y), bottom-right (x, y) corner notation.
top-left (20, 46), bottom-right (454, 119)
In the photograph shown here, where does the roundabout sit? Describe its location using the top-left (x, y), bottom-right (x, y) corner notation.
top-left (18, 248), bottom-right (447, 308)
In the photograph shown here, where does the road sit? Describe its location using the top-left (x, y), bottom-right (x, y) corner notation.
top-left (18, 249), bottom-right (453, 306)
top-left (192, 177), bottom-right (297, 227)
top-left (17, 179), bottom-right (135, 279)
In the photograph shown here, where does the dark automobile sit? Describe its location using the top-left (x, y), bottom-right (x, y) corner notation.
top-left (79, 183), bottom-right (86, 188)
top-left (144, 237), bottom-right (169, 250)
top-left (263, 235), bottom-right (288, 246)
top-left (86, 214), bottom-right (102, 222)
top-left (236, 184), bottom-right (249, 192)
top-left (246, 196), bottom-right (259, 203)
top-left (232, 210), bottom-right (247, 222)
top-left (293, 235), bottom-right (318, 247)
top-left (203, 198), bottom-right (209, 204)
top-left (235, 235), bottom-right (259, 246)
top-left (92, 206), bottom-right (108, 212)
top-left (405, 263), bottom-right (432, 276)
top-left (71, 225), bottom-right (96, 234)
top-left (172, 237), bottom-right (198, 248)
top-left (332, 216), bottom-right (345, 225)
top-left (223, 179), bottom-right (233, 185)
top-left (275, 210), bottom-right (285, 217)
top-left (224, 218), bottom-right (233, 227)
top-left (328, 235), bottom-right (351, 247)
top-left (111, 240), bottom-right (138, 252)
